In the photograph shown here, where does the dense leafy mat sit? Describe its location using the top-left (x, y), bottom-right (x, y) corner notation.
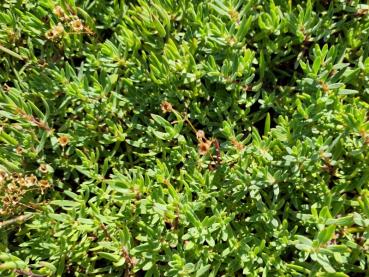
top-left (1, 0), bottom-right (369, 276)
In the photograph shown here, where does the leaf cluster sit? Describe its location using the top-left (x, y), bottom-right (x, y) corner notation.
top-left (1, 0), bottom-right (369, 276)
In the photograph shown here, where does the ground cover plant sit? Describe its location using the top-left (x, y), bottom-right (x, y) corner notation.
top-left (1, 0), bottom-right (369, 276)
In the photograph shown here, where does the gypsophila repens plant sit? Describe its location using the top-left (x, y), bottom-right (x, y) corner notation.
top-left (1, 0), bottom-right (369, 276)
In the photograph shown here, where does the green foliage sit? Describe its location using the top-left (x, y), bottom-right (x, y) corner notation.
top-left (1, 0), bottom-right (369, 276)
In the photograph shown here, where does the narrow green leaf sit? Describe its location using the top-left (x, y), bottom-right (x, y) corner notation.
top-left (317, 225), bottom-right (336, 244)
top-left (0, 45), bottom-right (25, 60)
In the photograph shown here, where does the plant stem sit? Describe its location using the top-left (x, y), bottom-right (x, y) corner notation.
top-left (0, 213), bottom-right (33, 229)
top-left (0, 45), bottom-right (24, 60)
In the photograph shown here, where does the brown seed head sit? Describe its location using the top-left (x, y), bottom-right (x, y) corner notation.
top-left (3, 83), bottom-right (11, 91)
top-left (45, 30), bottom-right (56, 40)
top-left (11, 172), bottom-right (22, 179)
top-left (198, 139), bottom-right (212, 155)
top-left (54, 23), bottom-right (64, 34)
top-left (15, 146), bottom-right (24, 154)
top-left (70, 19), bottom-right (84, 32)
top-left (17, 177), bottom-right (26, 187)
top-left (39, 179), bottom-right (50, 194)
top-left (0, 170), bottom-right (8, 184)
top-left (39, 179), bottom-right (50, 187)
top-left (160, 101), bottom-right (173, 113)
top-left (356, 8), bottom-right (369, 16)
top-left (38, 164), bottom-right (48, 174)
top-left (45, 23), bottom-right (64, 40)
top-left (25, 175), bottom-right (38, 187)
top-left (53, 5), bottom-right (65, 18)
top-left (58, 135), bottom-right (69, 147)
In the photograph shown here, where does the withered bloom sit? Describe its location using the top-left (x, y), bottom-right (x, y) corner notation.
top-left (15, 146), bottom-right (24, 154)
top-left (45, 30), bottom-right (56, 40)
top-left (70, 19), bottom-right (84, 32)
top-left (160, 101), bottom-right (173, 113)
top-left (58, 135), bottom-right (69, 147)
top-left (38, 179), bottom-right (51, 194)
top-left (38, 164), bottom-right (48, 174)
top-left (196, 130), bottom-right (206, 141)
top-left (198, 139), bottom-right (212, 155)
top-left (54, 23), bottom-right (64, 34)
top-left (53, 5), bottom-right (65, 18)
top-left (45, 23), bottom-right (64, 40)
top-left (25, 175), bottom-right (38, 187)
top-left (0, 170), bottom-right (8, 184)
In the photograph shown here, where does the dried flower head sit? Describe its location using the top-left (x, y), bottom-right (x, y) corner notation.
top-left (198, 139), bottom-right (212, 155)
top-left (54, 23), bottom-right (64, 34)
top-left (15, 146), bottom-right (24, 155)
top-left (161, 101), bottom-right (173, 113)
top-left (17, 177), bottom-right (26, 188)
top-left (58, 135), bottom-right (69, 147)
top-left (45, 23), bottom-right (64, 40)
top-left (39, 179), bottom-right (50, 194)
top-left (45, 30), bottom-right (56, 40)
top-left (196, 130), bottom-right (206, 141)
top-left (356, 8), bottom-right (369, 16)
top-left (53, 5), bottom-right (65, 18)
top-left (12, 172), bottom-right (22, 179)
top-left (0, 171), bottom-right (50, 216)
top-left (70, 18), bottom-right (84, 32)
top-left (0, 170), bottom-right (8, 184)
top-left (3, 83), bottom-right (11, 91)
top-left (38, 164), bottom-right (48, 174)
top-left (25, 175), bottom-right (37, 187)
